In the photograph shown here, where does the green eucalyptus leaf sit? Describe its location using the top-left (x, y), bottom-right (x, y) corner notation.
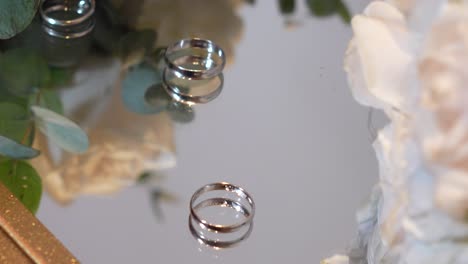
top-left (47, 67), bottom-right (74, 89)
top-left (337, 1), bottom-right (351, 23)
top-left (118, 30), bottom-right (157, 67)
top-left (0, 160), bottom-right (42, 214)
top-left (122, 64), bottom-right (167, 115)
top-left (38, 90), bottom-right (64, 114)
top-left (0, 0), bottom-right (40, 39)
top-left (279, 0), bottom-right (295, 14)
top-left (31, 106), bottom-right (89, 153)
top-left (0, 135), bottom-right (39, 159)
top-left (306, 0), bottom-right (339, 16)
top-left (0, 102), bottom-right (31, 143)
top-left (0, 102), bottom-right (28, 120)
top-left (0, 49), bottom-right (50, 97)
top-left (0, 89), bottom-right (30, 108)
top-left (0, 120), bottom-right (30, 144)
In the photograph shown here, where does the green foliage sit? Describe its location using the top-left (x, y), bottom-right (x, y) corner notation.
top-left (0, 102), bottom-right (28, 120)
top-left (36, 90), bottom-right (64, 115)
top-left (0, 0), bottom-right (40, 39)
top-left (306, 0), bottom-right (339, 16)
top-left (0, 102), bottom-right (32, 144)
top-left (0, 160), bottom-right (42, 214)
top-left (279, 0), bottom-right (295, 14)
top-left (0, 49), bottom-right (50, 97)
top-left (336, 1), bottom-right (351, 23)
top-left (31, 106), bottom-right (89, 154)
top-left (0, 135), bottom-right (39, 160)
top-left (306, 0), bottom-right (351, 23)
top-left (46, 68), bottom-right (74, 89)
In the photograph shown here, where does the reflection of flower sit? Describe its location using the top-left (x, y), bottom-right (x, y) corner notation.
top-left (325, 1), bottom-right (468, 263)
top-left (32, 58), bottom-right (176, 204)
top-left (321, 255), bottom-right (349, 264)
top-left (112, 0), bottom-right (244, 65)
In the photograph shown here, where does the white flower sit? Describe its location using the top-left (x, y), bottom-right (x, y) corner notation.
top-left (326, 0), bottom-right (468, 263)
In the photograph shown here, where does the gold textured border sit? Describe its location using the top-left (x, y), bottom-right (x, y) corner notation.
top-left (0, 183), bottom-right (79, 263)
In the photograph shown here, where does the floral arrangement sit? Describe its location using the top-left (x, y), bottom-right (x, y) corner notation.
top-left (323, 0), bottom-right (468, 263)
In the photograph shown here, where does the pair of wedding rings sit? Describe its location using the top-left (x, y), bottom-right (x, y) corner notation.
top-left (162, 39), bottom-right (226, 105)
top-left (189, 182), bottom-right (255, 249)
top-left (40, 0), bottom-right (95, 39)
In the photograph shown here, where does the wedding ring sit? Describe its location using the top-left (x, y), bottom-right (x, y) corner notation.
top-left (40, 0), bottom-right (95, 39)
top-left (163, 68), bottom-right (223, 105)
top-left (189, 198), bottom-right (253, 249)
top-left (190, 182), bottom-right (255, 233)
top-left (164, 38), bottom-right (226, 80)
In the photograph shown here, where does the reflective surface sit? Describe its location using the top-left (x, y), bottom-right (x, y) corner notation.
top-left (3, 0), bottom-right (386, 263)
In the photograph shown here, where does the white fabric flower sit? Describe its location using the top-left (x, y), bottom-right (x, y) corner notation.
top-left (326, 1), bottom-right (468, 263)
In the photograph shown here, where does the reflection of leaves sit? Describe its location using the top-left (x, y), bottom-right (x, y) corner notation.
top-left (145, 80), bottom-right (195, 123)
top-left (144, 83), bottom-right (171, 110)
top-left (279, 0), bottom-right (295, 14)
top-left (150, 188), bottom-right (178, 222)
top-left (118, 30), bottom-right (157, 67)
top-left (0, 135), bottom-right (39, 159)
top-left (31, 106), bottom-right (89, 153)
top-left (0, 0), bottom-right (40, 39)
top-left (167, 102), bottom-right (195, 124)
top-left (122, 64), bottom-right (167, 115)
top-left (0, 160), bottom-right (42, 214)
top-left (305, 0), bottom-right (351, 23)
top-left (0, 49), bottom-right (50, 97)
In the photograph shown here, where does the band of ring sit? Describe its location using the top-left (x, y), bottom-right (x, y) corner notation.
top-left (162, 68), bottom-right (223, 105)
top-left (189, 197), bottom-right (253, 249)
top-left (164, 38), bottom-right (226, 80)
top-left (41, 20), bottom-right (95, 39)
top-left (189, 182), bottom-right (255, 233)
top-left (40, 0), bottom-right (96, 27)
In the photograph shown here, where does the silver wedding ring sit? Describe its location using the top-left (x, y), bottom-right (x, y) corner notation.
top-left (189, 182), bottom-right (255, 249)
top-left (162, 38), bottom-right (225, 105)
top-left (164, 39), bottom-right (225, 79)
top-left (40, 0), bottom-right (95, 39)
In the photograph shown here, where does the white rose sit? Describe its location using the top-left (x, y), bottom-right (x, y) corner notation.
top-left (327, 1), bottom-right (468, 263)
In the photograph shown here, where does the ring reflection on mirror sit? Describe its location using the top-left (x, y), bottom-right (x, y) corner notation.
top-left (189, 198), bottom-right (254, 250)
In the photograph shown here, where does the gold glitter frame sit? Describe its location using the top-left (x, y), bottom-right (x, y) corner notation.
top-left (0, 183), bottom-right (78, 263)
